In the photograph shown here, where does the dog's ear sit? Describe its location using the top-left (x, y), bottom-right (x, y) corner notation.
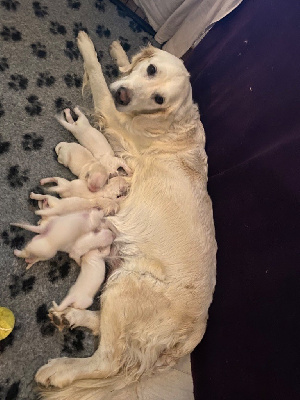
top-left (121, 45), bottom-right (157, 75)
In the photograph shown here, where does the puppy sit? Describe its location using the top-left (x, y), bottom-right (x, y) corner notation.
top-left (36, 33), bottom-right (217, 400)
top-left (12, 209), bottom-right (105, 269)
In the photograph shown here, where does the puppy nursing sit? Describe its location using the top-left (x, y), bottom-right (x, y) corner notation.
top-left (13, 32), bottom-right (217, 399)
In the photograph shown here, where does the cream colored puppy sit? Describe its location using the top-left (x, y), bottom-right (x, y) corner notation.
top-left (36, 33), bottom-right (217, 399)
top-left (56, 107), bottom-right (131, 178)
top-left (55, 142), bottom-right (108, 192)
top-left (40, 175), bottom-right (129, 200)
top-left (54, 247), bottom-right (111, 311)
top-left (12, 209), bottom-right (104, 269)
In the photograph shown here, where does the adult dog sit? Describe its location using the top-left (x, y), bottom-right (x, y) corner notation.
top-left (36, 32), bottom-right (217, 399)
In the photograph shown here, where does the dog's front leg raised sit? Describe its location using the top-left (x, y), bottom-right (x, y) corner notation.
top-left (77, 31), bottom-right (124, 128)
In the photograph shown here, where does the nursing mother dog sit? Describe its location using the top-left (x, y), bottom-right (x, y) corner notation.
top-left (36, 32), bottom-right (217, 399)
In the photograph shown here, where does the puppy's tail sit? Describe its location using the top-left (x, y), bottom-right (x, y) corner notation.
top-left (38, 356), bottom-right (193, 400)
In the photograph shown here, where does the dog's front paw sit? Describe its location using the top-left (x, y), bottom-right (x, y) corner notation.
top-left (77, 31), bottom-right (97, 62)
top-left (35, 358), bottom-right (74, 388)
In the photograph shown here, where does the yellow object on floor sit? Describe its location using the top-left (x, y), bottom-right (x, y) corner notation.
top-left (0, 307), bottom-right (15, 340)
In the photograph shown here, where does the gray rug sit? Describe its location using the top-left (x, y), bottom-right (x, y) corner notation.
top-left (0, 1), bottom-right (156, 398)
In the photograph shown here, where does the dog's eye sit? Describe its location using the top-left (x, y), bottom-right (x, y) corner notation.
top-left (147, 64), bottom-right (157, 76)
top-left (154, 95), bottom-right (164, 105)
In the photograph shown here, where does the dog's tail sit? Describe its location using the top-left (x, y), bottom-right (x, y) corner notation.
top-left (10, 222), bottom-right (43, 234)
top-left (38, 355), bottom-right (193, 400)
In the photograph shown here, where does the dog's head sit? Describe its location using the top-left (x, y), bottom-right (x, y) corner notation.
top-left (110, 46), bottom-right (192, 129)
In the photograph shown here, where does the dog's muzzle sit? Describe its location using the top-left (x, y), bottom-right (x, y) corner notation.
top-left (114, 87), bottom-right (131, 106)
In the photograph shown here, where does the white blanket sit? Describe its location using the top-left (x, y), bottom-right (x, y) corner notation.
top-left (134, 0), bottom-right (243, 57)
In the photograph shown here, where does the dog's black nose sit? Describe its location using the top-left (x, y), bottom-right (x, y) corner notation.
top-left (115, 87), bottom-right (131, 106)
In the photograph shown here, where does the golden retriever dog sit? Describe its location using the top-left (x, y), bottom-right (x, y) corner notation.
top-left (35, 32), bottom-right (217, 399)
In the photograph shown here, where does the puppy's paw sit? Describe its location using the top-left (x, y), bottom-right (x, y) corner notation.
top-left (35, 358), bottom-right (74, 388)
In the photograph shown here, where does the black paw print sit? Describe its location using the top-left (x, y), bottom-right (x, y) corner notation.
top-left (129, 20), bottom-right (142, 33)
top-left (25, 95), bottom-right (42, 116)
top-left (104, 64), bottom-right (119, 79)
top-left (7, 165), bottom-right (29, 188)
top-left (1, 225), bottom-right (25, 249)
top-left (9, 274), bottom-right (36, 297)
top-left (48, 254), bottom-right (71, 283)
top-left (36, 303), bottom-right (55, 336)
top-left (32, 1), bottom-right (48, 17)
top-left (0, 57), bottom-right (9, 71)
top-left (36, 71), bottom-right (55, 87)
top-left (95, 0), bottom-right (105, 12)
top-left (1, 0), bottom-right (20, 11)
top-left (73, 22), bottom-right (87, 38)
top-left (116, 6), bottom-right (127, 19)
top-left (0, 382), bottom-right (20, 400)
top-left (22, 132), bottom-right (44, 151)
top-left (119, 36), bottom-right (131, 52)
top-left (63, 73), bottom-right (82, 88)
top-left (96, 24), bottom-right (110, 38)
top-left (0, 135), bottom-right (10, 154)
top-left (54, 97), bottom-right (72, 113)
top-left (97, 50), bottom-right (104, 62)
top-left (64, 40), bottom-right (80, 60)
top-left (49, 21), bottom-right (66, 35)
top-left (0, 26), bottom-right (22, 41)
top-left (62, 329), bottom-right (85, 354)
top-left (0, 102), bottom-right (4, 118)
top-left (8, 74), bottom-right (28, 91)
top-left (67, 0), bottom-right (81, 10)
top-left (31, 42), bottom-right (47, 58)
top-left (142, 36), bottom-right (151, 45)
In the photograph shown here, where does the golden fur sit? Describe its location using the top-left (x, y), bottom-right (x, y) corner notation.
top-left (36, 33), bottom-right (217, 399)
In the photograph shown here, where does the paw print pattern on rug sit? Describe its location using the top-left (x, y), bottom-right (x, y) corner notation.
top-left (104, 64), bottom-right (118, 79)
top-left (0, 136), bottom-right (10, 154)
top-left (49, 21), bottom-right (66, 35)
top-left (0, 381), bottom-right (20, 400)
top-left (36, 303), bottom-right (55, 336)
top-left (1, 0), bottom-right (20, 11)
top-left (8, 74), bottom-right (28, 91)
top-left (67, 0), bottom-right (81, 10)
top-left (64, 40), bottom-right (80, 60)
top-left (1, 225), bottom-right (25, 249)
top-left (25, 95), bottom-right (42, 116)
top-left (97, 50), bottom-right (104, 62)
top-left (62, 329), bottom-right (85, 354)
top-left (48, 254), bottom-right (71, 283)
top-left (0, 102), bottom-right (4, 118)
top-left (96, 24), bottom-right (111, 38)
top-left (142, 36), bottom-right (151, 45)
top-left (0, 57), bottom-right (9, 71)
top-left (129, 20), bottom-right (142, 33)
top-left (9, 274), bottom-right (36, 297)
top-left (54, 97), bottom-right (72, 113)
top-left (31, 42), bottom-right (47, 58)
top-left (63, 73), bottom-right (82, 88)
top-left (73, 22), bottom-right (88, 38)
top-left (6, 165), bottom-right (29, 188)
top-left (36, 71), bottom-right (55, 87)
top-left (119, 36), bottom-right (131, 52)
top-left (32, 1), bottom-right (48, 18)
top-left (22, 133), bottom-right (44, 151)
top-left (0, 26), bottom-right (22, 41)
top-left (95, 0), bottom-right (105, 13)
top-left (116, 6), bottom-right (127, 19)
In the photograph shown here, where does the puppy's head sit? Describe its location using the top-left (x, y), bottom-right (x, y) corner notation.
top-left (110, 46), bottom-right (192, 120)
top-left (86, 162), bottom-right (109, 192)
